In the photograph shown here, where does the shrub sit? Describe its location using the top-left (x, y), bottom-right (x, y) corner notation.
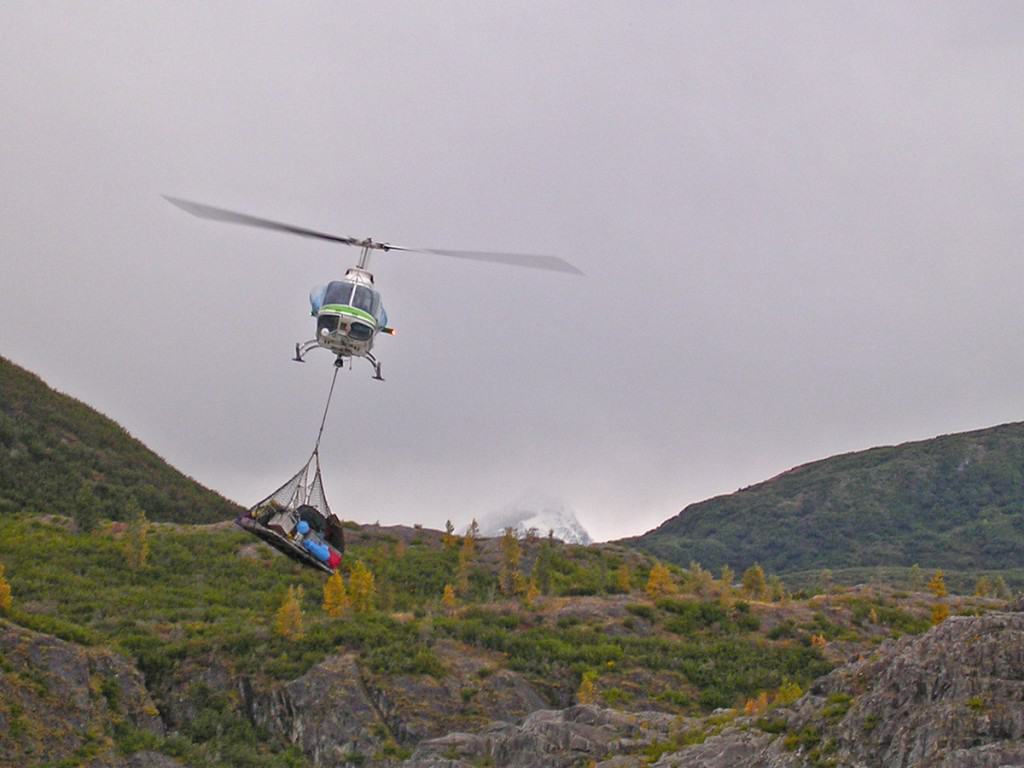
top-left (625, 603), bottom-right (655, 621)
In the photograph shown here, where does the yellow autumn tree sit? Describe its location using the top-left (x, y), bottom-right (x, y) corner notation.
top-left (576, 670), bottom-right (598, 705)
top-left (523, 578), bottom-right (541, 610)
top-left (456, 522), bottom-right (478, 596)
top-left (931, 602), bottom-right (949, 625)
top-left (688, 561), bottom-right (713, 596)
top-left (992, 575), bottom-right (1011, 600)
top-left (908, 563), bottom-right (923, 590)
top-left (742, 563), bottom-right (769, 601)
top-left (499, 527), bottom-right (522, 596)
top-left (0, 563), bottom-right (12, 612)
top-left (348, 561), bottom-right (376, 614)
top-left (774, 679), bottom-right (803, 707)
top-left (442, 520), bottom-right (457, 550)
top-left (274, 585), bottom-right (304, 639)
top-left (645, 562), bottom-right (675, 597)
top-left (974, 576), bottom-right (991, 598)
top-left (719, 565), bottom-right (735, 598)
top-left (615, 565), bottom-right (632, 594)
top-left (744, 690), bottom-right (770, 716)
top-left (928, 570), bottom-right (947, 598)
top-left (322, 571), bottom-right (350, 618)
top-left (442, 583), bottom-right (458, 614)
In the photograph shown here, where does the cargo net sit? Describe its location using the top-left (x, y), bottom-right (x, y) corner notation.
top-left (252, 450), bottom-right (333, 521)
top-left (237, 450), bottom-right (346, 571)
top-left (235, 368), bottom-right (346, 571)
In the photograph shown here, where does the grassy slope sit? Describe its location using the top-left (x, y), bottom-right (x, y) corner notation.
top-left (4, 510), bottom-right (1011, 767)
top-left (0, 355), bottom-right (242, 523)
top-left (628, 422), bottom-right (1024, 575)
top-left (0, 513), bottom-right (849, 765)
top-left (0, 355), bottom-right (1015, 765)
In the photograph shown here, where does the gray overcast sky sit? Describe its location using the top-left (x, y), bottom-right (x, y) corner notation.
top-left (3, 2), bottom-right (1023, 541)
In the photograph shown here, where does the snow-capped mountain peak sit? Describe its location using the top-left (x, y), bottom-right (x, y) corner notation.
top-left (475, 495), bottom-right (592, 545)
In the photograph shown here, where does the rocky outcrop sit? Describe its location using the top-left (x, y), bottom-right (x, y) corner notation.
top-left (363, 640), bottom-right (548, 744)
top-left (241, 641), bottom-right (548, 767)
top-left (647, 729), bottom-right (797, 768)
top-left (403, 705), bottom-right (684, 768)
top-left (655, 608), bottom-right (1024, 768)
top-left (808, 609), bottom-right (1024, 768)
top-left (6, 600), bottom-right (1021, 768)
top-left (243, 652), bottom-right (387, 766)
top-left (393, 607), bottom-right (1024, 768)
top-left (0, 619), bottom-right (166, 767)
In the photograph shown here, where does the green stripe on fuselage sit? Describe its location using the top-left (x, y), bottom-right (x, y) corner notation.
top-left (320, 304), bottom-right (376, 324)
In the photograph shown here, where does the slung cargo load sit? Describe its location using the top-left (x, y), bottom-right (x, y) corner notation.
top-left (236, 450), bottom-right (345, 573)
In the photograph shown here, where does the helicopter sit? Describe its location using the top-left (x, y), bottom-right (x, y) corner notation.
top-left (164, 196), bottom-right (582, 380)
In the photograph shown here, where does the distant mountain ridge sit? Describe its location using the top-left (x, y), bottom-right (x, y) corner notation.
top-left (0, 355), bottom-right (242, 523)
top-left (628, 422), bottom-right (1024, 574)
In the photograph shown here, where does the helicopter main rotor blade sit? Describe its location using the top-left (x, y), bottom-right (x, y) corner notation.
top-left (163, 196), bottom-right (362, 247)
top-left (165, 195), bottom-right (583, 274)
top-left (385, 244), bottom-right (584, 276)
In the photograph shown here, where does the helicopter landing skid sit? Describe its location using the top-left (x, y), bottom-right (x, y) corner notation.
top-left (293, 340), bottom-right (320, 363)
top-left (293, 340), bottom-right (383, 381)
top-left (366, 352), bottom-right (384, 382)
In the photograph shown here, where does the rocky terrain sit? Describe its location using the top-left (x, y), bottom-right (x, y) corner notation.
top-left (397, 604), bottom-right (1024, 768)
top-left (4, 357), bottom-right (1023, 767)
top-left (0, 621), bottom-right (174, 768)
top-left (2, 593), bottom-right (1021, 768)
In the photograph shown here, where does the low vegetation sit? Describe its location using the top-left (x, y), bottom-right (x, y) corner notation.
top-left (0, 355), bottom-right (240, 524)
top-left (630, 420), bottom-right (1024, 579)
top-left (2, 507), bottom-right (1014, 767)
top-left (1, 354), bottom-right (1018, 766)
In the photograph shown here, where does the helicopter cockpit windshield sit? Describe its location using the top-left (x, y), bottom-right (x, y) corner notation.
top-left (322, 281), bottom-right (353, 307)
top-left (351, 286), bottom-right (378, 315)
top-left (318, 281), bottom-right (380, 317)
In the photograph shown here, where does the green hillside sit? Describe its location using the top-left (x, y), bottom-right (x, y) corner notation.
top-left (629, 422), bottom-right (1024, 575)
top-left (0, 511), bottom-right (891, 767)
top-left (0, 355), bottom-right (1014, 766)
top-left (0, 355), bottom-right (242, 523)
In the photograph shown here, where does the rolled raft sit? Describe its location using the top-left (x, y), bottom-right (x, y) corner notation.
top-left (302, 537), bottom-right (331, 563)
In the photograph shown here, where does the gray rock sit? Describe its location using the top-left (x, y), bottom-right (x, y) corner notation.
top-left (363, 639), bottom-right (548, 744)
top-left (649, 727), bottom-right (802, 768)
top-left (655, 610), bottom-right (1024, 768)
top-left (236, 639), bottom-right (549, 767)
top-left (403, 705), bottom-right (682, 768)
top-left (400, 609), bottom-right (1024, 768)
top-left (156, 653), bottom-right (236, 729)
top-left (0, 619), bottom-right (164, 767)
top-left (123, 752), bottom-right (187, 768)
top-left (88, 750), bottom-right (186, 768)
top-left (242, 652), bottom-right (389, 767)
